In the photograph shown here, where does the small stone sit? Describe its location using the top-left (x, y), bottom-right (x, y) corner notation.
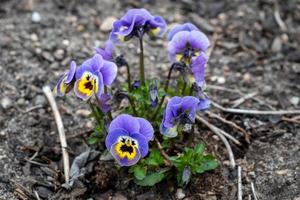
top-left (243, 72), bottom-right (252, 82)
top-left (42, 51), bottom-right (54, 62)
top-left (35, 95), bottom-right (46, 105)
top-left (100, 16), bottom-right (117, 32)
top-left (76, 109), bottom-right (91, 117)
top-left (271, 37), bottom-right (282, 53)
top-left (112, 193), bottom-right (127, 200)
top-left (290, 96), bottom-right (299, 106)
top-left (1, 97), bottom-right (12, 109)
top-left (217, 76), bottom-right (226, 84)
top-left (30, 33), bottom-right (38, 42)
top-left (54, 49), bottom-right (64, 61)
top-left (176, 189), bottom-right (185, 200)
top-left (17, 98), bottom-right (26, 105)
top-left (62, 39), bottom-right (70, 46)
top-left (31, 11), bottom-right (41, 23)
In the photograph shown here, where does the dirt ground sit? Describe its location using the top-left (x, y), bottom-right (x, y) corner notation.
top-left (0, 0), bottom-right (299, 199)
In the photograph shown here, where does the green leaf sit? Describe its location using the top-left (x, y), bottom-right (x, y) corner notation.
top-left (146, 150), bottom-right (165, 166)
top-left (132, 165), bottom-right (147, 180)
top-left (194, 143), bottom-right (205, 155)
top-left (135, 169), bottom-right (169, 186)
top-left (87, 134), bottom-right (100, 145)
top-left (195, 156), bottom-right (218, 174)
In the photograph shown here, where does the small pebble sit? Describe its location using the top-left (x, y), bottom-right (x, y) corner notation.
top-left (271, 37), bottom-right (282, 53)
top-left (30, 33), bottom-right (38, 42)
top-left (31, 11), bottom-right (41, 23)
top-left (62, 39), bottom-right (70, 46)
top-left (76, 109), bottom-right (91, 117)
top-left (54, 49), bottom-right (64, 60)
top-left (35, 95), bottom-right (46, 105)
top-left (217, 76), bottom-right (226, 84)
top-left (290, 96), bottom-right (299, 106)
top-left (176, 189), bottom-right (185, 200)
top-left (1, 97), bottom-right (12, 109)
top-left (100, 16), bottom-right (117, 32)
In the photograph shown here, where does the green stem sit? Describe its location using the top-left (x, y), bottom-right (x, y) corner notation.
top-left (151, 64), bottom-right (175, 121)
top-left (181, 81), bottom-right (187, 95)
top-left (126, 63), bottom-right (132, 92)
top-left (139, 34), bottom-right (145, 86)
top-left (103, 86), bottom-right (113, 121)
top-left (88, 100), bottom-right (101, 125)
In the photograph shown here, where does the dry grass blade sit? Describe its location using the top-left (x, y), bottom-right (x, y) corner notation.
top-left (43, 85), bottom-right (70, 183)
top-left (237, 166), bottom-right (242, 200)
top-left (212, 101), bottom-right (300, 115)
top-left (196, 115), bottom-right (236, 169)
top-left (231, 92), bottom-right (258, 108)
top-left (206, 111), bottom-right (250, 143)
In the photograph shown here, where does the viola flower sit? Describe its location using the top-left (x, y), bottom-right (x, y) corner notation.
top-left (193, 83), bottom-right (211, 111)
top-left (98, 93), bottom-right (112, 113)
top-left (168, 23), bottom-right (210, 86)
top-left (110, 8), bottom-right (166, 43)
top-left (74, 54), bottom-right (117, 100)
top-left (95, 40), bottom-right (115, 61)
top-left (160, 96), bottom-right (200, 138)
top-left (105, 114), bottom-right (154, 166)
top-left (54, 61), bottom-right (77, 96)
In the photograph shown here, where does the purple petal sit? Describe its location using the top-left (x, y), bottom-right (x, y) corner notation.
top-left (163, 96), bottom-right (182, 128)
top-left (65, 61), bottom-right (77, 84)
top-left (121, 8), bottom-right (152, 25)
top-left (148, 15), bottom-right (167, 37)
top-left (130, 133), bottom-right (149, 158)
top-left (105, 128), bottom-right (129, 150)
top-left (189, 30), bottom-right (210, 51)
top-left (100, 60), bottom-right (118, 86)
top-left (109, 114), bottom-right (140, 134)
top-left (181, 96), bottom-right (199, 112)
top-left (96, 71), bottom-right (104, 99)
top-left (160, 122), bottom-right (178, 138)
top-left (167, 23), bottom-right (199, 41)
top-left (55, 74), bottom-right (68, 96)
top-left (136, 117), bottom-right (154, 141)
top-left (98, 93), bottom-right (111, 113)
top-left (168, 31), bottom-right (190, 61)
top-left (198, 98), bottom-right (210, 111)
top-left (191, 52), bottom-right (208, 86)
top-left (91, 54), bottom-right (104, 72)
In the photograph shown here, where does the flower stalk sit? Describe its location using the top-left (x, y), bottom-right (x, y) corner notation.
top-left (138, 30), bottom-right (145, 86)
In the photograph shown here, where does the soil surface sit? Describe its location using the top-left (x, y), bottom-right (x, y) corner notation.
top-left (0, 0), bottom-right (299, 199)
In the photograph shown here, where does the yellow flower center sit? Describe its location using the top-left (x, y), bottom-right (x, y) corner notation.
top-left (77, 72), bottom-right (98, 97)
top-left (115, 136), bottom-right (138, 160)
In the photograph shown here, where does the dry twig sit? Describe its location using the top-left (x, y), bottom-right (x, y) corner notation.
top-left (196, 115), bottom-right (236, 168)
top-left (43, 85), bottom-right (70, 183)
top-left (154, 137), bottom-right (173, 166)
top-left (212, 101), bottom-right (300, 115)
top-left (206, 111), bottom-right (250, 143)
top-left (281, 116), bottom-right (300, 125)
top-left (274, 4), bottom-right (287, 32)
top-left (232, 92), bottom-right (258, 108)
top-left (237, 166), bottom-right (242, 200)
top-left (251, 182), bottom-right (259, 200)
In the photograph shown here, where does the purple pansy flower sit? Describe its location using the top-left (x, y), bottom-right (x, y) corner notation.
top-left (95, 40), bottom-right (115, 60)
top-left (98, 93), bottom-right (112, 113)
top-left (105, 114), bottom-right (154, 166)
top-left (54, 61), bottom-right (77, 96)
top-left (109, 8), bottom-right (166, 42)
top-left (74, 54), bottom-right (117, 100)
top-left (168, 23), bottom-right (210, 86)
top-left (160, 96), bottom-right (200, 138)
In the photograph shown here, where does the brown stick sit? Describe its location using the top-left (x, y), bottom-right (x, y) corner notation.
top-left (43, 85), bottom-right (70, 183)
top-left (196, 115), bottom-right (236, 169)
top-left (206, 111), bottom-right (251, 143)
top-left (212, 101), bottom-right (300, 115)
top-left (154, 137), bottom-right (173, 166)
top-left (281, 116), bottom-right (300, 125)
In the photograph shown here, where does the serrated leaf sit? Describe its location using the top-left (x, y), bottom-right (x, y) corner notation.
top-left (133, 165), bottom-right (147, 180)
top-left (134, 169), bottom-right (169, 186)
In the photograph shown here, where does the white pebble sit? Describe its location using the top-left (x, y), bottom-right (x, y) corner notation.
top-left (31, 11), bottom-right (41, 23)
top-left (217, 76), bottom-right (226, 84)
top-left (176, 189), bottom-right (185, 200)
top-left (290, 96), bottom-right (299, 106)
